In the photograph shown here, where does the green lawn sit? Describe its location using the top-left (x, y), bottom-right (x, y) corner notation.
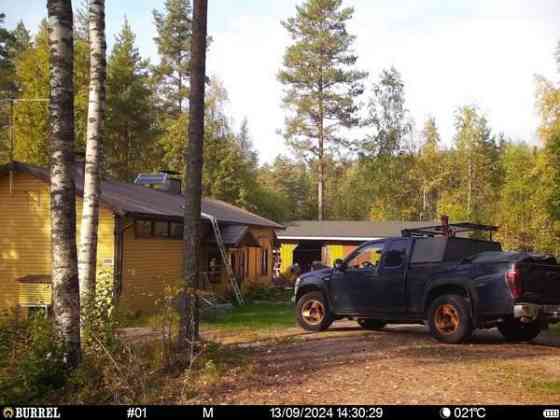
top-left (203, 303), bottom-right (296, 331)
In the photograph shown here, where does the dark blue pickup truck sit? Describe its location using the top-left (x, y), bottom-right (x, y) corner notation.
top-left (293, 223), bottom-right (560, 343)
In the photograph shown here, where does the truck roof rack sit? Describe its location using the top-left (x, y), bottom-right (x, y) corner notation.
top-left (402, 222), bottom-right (498, 239)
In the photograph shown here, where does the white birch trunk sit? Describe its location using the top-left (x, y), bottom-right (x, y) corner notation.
top-left (79, 0), bottom-right (106, 307)
top-left (47, 0), bottom-right (81, 368)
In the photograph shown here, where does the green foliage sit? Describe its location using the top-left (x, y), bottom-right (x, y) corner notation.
top-left (437, 106), bottom-right (502, 224)
top-left (257, 155), bottom-right (316, 221)
top-left (153, 0), bottom-right (193, 115)
top-left (363, 66), bottom-right (413, 157)
top-left (12, 21), bottom-right (89, 165)
top-left (105, 19), bottom-right (159, 180)
top-left (244, 286), bottom-right (294, 303)
top-left (81, 269), bottom-right (118, 353)
top-left (0, 315), bottom-right (67, 404)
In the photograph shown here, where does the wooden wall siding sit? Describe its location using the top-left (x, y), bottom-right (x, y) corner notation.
top-left (325, 244), bottom-right (345, 266)
top-left (119, 217), bottom-right (184, 312)
top-left (0, 172), bottom-right (115, 313)
top-left (246, 226), bottom-right (274, 286)
top-left (279, 242), bottom-right (297, 273)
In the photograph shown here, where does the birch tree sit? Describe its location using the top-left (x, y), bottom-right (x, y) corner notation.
top-left (78, 0), bottom-right (106, 307)
top-left (47, 0), bottom-right (81, 368)
top-left (178, 0), bottom-right (207, 358)
top-left (78, 0), bottom-right (106, 308)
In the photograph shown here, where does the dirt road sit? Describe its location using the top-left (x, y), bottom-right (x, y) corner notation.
top-left (196, 321), bottom-right (560, 404)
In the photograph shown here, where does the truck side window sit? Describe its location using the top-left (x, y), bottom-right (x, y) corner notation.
top-left (383, 240), bottom-right (408, 268)
top-left (347, 243), bottom-right (384, 270)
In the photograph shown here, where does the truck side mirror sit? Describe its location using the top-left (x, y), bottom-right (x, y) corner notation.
top-left (334, 258), bottom-right (345, 271)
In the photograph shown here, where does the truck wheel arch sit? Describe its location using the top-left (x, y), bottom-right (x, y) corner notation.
top-left (425, 284), bottom-right (478, 326)
top-left (296, 284), bottom-right (326, 304)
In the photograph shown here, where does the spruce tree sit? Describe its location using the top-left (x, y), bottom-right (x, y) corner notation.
top-left (105, 19), bottom-right (157, 180)
top-left (278, 0), bottom-right (366, 220)
top-left (153, 0), bottom-right (193, 116)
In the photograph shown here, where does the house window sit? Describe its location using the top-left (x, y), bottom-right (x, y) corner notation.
top-left (154, 221), bottom-right (169, 237)
top-left (135, 220), bottom-right (153, 238)
top-left (260, 248), bottom-right (269, 275)
top-left (134, 220), bottom-right (183, 240)
top-left (170, 222), bottom-right (183, 239)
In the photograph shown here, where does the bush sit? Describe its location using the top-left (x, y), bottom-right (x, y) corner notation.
top-left (0, 314), bottom-right (67, 404)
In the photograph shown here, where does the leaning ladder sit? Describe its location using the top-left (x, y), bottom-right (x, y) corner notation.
top-left (202, 212), bottom-right (244, 305)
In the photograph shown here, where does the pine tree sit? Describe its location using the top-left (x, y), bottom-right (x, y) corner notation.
top-left (153, 0), bottom-right (193, 116)
top-left (278, 0), bottom-right (366, 220)
top-left (105, 19), bottom-right (158, 180)
top-left (47, 0), bottom-right (81, 369)
top-left (179, 0), bottom-right (207, 358)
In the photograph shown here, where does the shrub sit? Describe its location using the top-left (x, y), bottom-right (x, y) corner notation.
top-left (0, 314), bottom-right (67, 404)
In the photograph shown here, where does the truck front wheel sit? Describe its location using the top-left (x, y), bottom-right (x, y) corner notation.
top-left (497, 317), bottom-right (541, 342)
top-left (428, 295), bottom-right (473, 344)
top-left (296, 291), bottom-right (334, 332)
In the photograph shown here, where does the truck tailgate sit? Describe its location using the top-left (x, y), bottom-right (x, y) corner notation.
top-left (517, 262), bottom-right (560, 304)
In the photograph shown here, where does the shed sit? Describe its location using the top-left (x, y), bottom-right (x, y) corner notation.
top-left (276, 220), bottom-right (433, 274)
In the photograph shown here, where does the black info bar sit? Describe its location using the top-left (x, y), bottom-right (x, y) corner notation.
top-left (1, 405), bottom-right (558, 420)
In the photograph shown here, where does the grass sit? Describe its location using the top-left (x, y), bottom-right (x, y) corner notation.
top-left (203, 303), bottom-right (296, 331)
top-left (550, 323), bottom-right (560, 336)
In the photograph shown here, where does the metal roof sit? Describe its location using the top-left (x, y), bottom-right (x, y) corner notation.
top-left (276, 220), bottom-right (435, 240)
top-left (1, 161), bottom-right (284, 229)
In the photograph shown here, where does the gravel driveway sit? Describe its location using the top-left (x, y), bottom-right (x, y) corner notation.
top-left (196, 321), bottom-right (560, 405)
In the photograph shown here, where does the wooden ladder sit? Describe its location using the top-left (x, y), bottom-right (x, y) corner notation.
top-left (202, 213), bottom-right (244, 305)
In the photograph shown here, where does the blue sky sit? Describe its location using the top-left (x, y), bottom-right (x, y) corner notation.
top-left (3, 0), bottom-right (560, 163)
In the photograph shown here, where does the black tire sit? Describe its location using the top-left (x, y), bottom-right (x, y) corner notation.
top-left (497, 317), bottom-right (541, 342)
top-left (428, 294), bottom-right (473, 344)
top-left (357, 319), bottom-right (386, 330)
top-left (296, 291), bottom-right (334, 332)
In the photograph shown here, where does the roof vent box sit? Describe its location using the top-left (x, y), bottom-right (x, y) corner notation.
top-left (134, 171), bottom-right (182, 194)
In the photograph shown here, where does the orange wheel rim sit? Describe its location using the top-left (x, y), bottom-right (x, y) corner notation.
top-left (301, 300), bottom-right (325, 325)
top-left (434, 304), bottom-right (460, 335)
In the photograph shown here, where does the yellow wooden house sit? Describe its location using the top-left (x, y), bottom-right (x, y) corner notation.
top-left (0, 161), bottom-right (283, 316)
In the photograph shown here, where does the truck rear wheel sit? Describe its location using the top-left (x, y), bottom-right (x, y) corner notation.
top-left (428, 294), bottom-right (473, 344)
top-left (497, 317), bottom-right (541, 342)
top-left (296, 291), bottom-right (334, 332)
top-left (357, 319), bottom-right (386, 330)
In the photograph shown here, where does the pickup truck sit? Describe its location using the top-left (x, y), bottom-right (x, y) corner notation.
top-left (293, 223), bottom-right (560, 343)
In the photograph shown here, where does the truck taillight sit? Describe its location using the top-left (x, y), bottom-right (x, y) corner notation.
top-left (505, 264), bottom-right (522, 299)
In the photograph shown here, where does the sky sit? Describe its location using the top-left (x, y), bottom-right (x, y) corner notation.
top-left (3, 0), bottom-right (560, 164)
